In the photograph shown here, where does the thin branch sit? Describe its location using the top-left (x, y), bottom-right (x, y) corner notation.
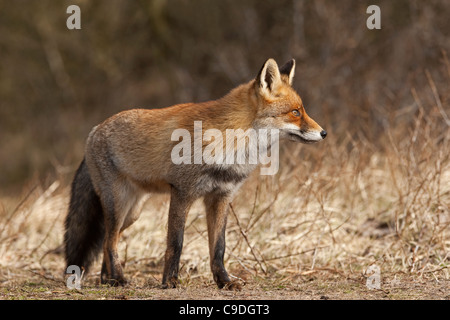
top-left (229, 203), bottom-right (267, 274)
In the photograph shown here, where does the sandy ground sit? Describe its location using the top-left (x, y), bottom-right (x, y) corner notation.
top-left (1, 262), bottom-right (448, 300)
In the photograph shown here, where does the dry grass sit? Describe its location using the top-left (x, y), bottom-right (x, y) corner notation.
top-left (0, 65), bottom-right (449, 300)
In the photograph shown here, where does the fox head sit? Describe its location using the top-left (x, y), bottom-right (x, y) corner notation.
top-left (252, 58), bottom-right (327, 144)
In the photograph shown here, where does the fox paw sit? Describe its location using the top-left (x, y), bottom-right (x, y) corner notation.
top-left (101, 277), bottom-right (128, 287)
top-left (161, 277), bottom-right (179, 289)
top-left (219, 280), bottom-right (242, 291)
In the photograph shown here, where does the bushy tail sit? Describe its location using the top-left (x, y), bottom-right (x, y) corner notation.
top-left (64, 158), bottom-right (104, 273)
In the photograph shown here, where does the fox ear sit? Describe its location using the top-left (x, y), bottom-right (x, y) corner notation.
top-left (256, 58), bottom-right (282, 94)
top-left (279, 59), bottom-right (295, 86)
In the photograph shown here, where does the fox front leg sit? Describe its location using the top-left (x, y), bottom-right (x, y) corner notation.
top-left (204, 191), bottom-right (242, 290)
top-left (161, 187), bottom-right (193, 289)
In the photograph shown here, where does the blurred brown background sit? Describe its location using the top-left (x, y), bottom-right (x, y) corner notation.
top-left (0, 0), bottom-right (449, 194)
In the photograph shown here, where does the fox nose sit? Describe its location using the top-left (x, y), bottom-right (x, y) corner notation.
top-left (320, 130), bottom-right (327, 139)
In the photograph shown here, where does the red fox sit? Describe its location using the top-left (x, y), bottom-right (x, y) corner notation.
top-left (64, 58), bottom-right (326, 290)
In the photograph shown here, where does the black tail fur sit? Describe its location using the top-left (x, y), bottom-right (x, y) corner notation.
top-left (64, 158), bottom-right (104, 273)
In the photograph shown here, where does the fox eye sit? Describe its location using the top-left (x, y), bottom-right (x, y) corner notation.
top-left (292, 109), bottom-right (301, 117)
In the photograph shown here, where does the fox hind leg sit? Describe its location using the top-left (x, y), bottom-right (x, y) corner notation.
top-left (99, 180), bottom-right (144, 286)
top-left (121, 192), bottom-right (149, 232)
top-left (100, 191), bottom-right (126, 286)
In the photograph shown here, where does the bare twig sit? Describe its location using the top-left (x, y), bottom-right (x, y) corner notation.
top-left (229, 203), bottom-right (267, 274)
top-left (426, 69), bottom-right (450, 126)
